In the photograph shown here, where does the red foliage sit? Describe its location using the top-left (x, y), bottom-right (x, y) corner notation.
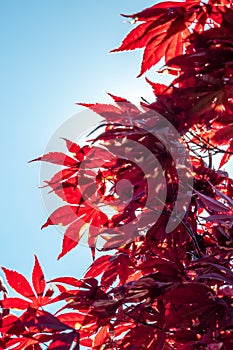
top-left (1, 0), bottom-right (233, 349)
top-left (0, 256), bottom-right (79, 349)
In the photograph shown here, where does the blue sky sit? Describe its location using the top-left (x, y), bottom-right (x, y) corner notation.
top-left (0, 1), bottom-right (158, 283)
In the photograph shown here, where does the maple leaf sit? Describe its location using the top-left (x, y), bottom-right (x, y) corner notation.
top-left (41, 202), bottom-right (108, 259)
top-left (85, 254), bottom-right (134, 290)
top-left (193, 188), bottom-right (230, 213)
top-left (1, 256), bottom-right (53, 311)
top-left (29, 152), bottom-right (78, 167)
top-left (111, 0), bottom-right (228, 76)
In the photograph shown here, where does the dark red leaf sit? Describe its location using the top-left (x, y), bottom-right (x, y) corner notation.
top-left (193, 189), bottom-right (230, 212)
top-left (1, 267), bottom-right (35, 299)
top-left (85, 255), bottom-right (111, 278)
top-left (213, 124), bottom-right (233, 142)
top-left (48, 277), bottom-right (82, 287)
top-left (1, 297), bottom-right (30, 310)
top-left (32, 255), bottom-right (46, 297)
top-left (41, 205), bottom-right (78, 229)
top-left (29, 152), bottom-right (78, 166)
top-left (57, 220), bottom-right (85, 259)
top-left (48, 332), bottom-right (78, 350)
top-left (62, 138), bottom-right (81, 159)
top-left (26, 311), bottom-right (72, 331)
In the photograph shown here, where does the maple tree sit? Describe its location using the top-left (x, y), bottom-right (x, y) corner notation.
top-left (1, 0), bottom-right (233, 349)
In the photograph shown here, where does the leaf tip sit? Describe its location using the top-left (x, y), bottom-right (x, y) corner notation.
top-left (28, 157), bottom-right (40, 163)
top-left (41, 223), bottom-right (47, 230)
top-left (57, 252), bottom-right (63, 261)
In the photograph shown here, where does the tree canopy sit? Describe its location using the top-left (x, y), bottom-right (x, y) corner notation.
top-left (1, 0), bottom-right (233, 349)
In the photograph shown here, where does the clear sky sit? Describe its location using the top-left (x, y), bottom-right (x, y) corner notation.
top-left (0, 1), bottom-right (158, 283)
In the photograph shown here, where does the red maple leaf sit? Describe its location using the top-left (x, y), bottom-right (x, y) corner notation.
top-left (1, 256), bottom-right (53, 311)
